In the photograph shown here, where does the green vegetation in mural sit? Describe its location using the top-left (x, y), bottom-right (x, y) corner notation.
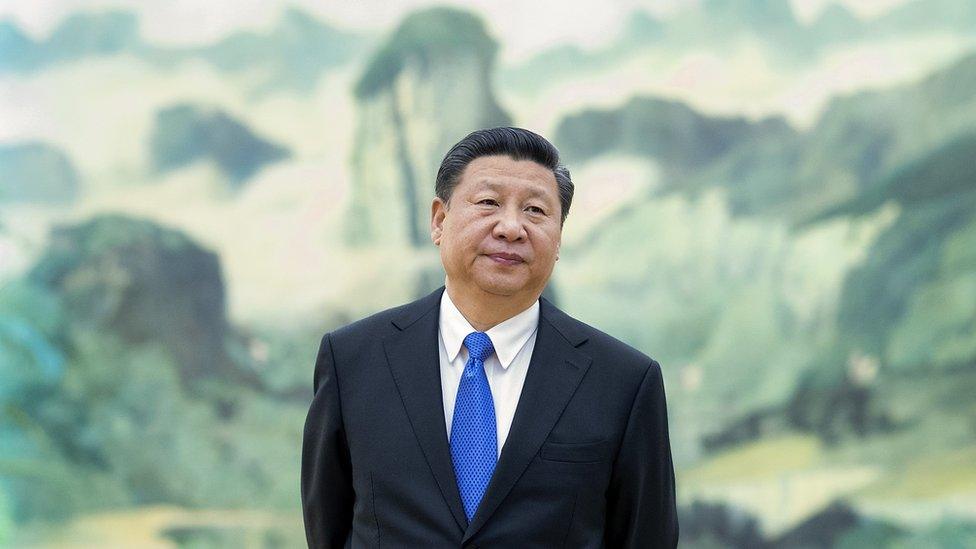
top-left (0, 142), bottom-right (79, 204)
top-left (150, 104), bottom-right (290, 183)
top-left (354, 7), bottom-right (498, 99)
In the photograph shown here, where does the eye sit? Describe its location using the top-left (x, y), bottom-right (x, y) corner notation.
top-left (526, 205), bottom-right (546, 214)
top-left (478, 199), bottom-right (499, 206)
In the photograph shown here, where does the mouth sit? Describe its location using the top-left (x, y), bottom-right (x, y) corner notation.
top-left (486, 252), bottom-right (525, 266)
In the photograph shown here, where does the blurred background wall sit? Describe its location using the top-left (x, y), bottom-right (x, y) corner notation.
top-left (2, 0), bottom-right (976, 547)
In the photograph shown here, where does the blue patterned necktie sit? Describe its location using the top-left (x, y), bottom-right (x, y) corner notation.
top-left (450, 331), bottom-right (498, 522)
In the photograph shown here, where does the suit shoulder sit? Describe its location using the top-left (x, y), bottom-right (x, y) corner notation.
top-left (585, 322), bottom-right (658, 371)
top-left (325, 290), bottom-right (441, 347)
top-left (314, 304), bottom-right (405, 372)
top-left (329, 305), bottom-right (397, 340)
top-left (547, 304), bottom-right (659, 377)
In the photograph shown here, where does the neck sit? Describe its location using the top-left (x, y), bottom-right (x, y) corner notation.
top-left (445, 279), bottom-right (538, 332)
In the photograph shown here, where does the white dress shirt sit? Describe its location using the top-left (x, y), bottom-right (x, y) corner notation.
top-left (438, 289), bottom-right (540, 458)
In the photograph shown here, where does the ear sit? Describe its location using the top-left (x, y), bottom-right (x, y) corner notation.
top-left (431, 197), bottom-right (448, 246)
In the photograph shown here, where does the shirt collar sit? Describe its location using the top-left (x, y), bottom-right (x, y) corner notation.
top-left (440, 289), bottom-right (540, 369)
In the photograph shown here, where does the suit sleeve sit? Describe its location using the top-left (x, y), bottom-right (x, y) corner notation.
top-left (604, 360), bottom-right (679, 548)
top-left (301, 333), bottom-right (354, 548)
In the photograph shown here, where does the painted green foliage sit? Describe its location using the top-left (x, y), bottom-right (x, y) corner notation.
top-left (354, 7), bottom-right (497, 99)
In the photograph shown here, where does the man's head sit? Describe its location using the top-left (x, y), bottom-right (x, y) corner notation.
top-left (430, 127), bottom-right (574, 303)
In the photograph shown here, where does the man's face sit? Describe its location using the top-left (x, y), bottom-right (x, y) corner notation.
top-left (431, 154), bottom-right (562, 301)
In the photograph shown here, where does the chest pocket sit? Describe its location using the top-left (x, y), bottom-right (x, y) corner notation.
top-left (539, 439), bottom-right (609, 463)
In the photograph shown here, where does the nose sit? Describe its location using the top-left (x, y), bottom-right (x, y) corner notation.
top-left (492, 206), bottom-right (527, 242)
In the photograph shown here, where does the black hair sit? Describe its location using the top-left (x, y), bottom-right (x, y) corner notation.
top-left (434, 127), bottom-right (574, 225)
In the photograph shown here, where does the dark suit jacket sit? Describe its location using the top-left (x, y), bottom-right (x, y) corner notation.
top-left (301, 286), bottom-right (678, 548)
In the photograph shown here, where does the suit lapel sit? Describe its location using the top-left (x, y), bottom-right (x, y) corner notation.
top-left (383, 286), bottom-right (469, 533)
top-left (462, 296), bottom-right (592, 544)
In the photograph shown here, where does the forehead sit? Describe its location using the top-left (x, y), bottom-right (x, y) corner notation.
top-left (457, 155), bottom-right (558, 199)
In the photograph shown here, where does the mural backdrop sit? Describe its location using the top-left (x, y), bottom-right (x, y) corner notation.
top-left (2, 0), bottom-right (976, 546)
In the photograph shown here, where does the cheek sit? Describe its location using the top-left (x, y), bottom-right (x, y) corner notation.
top-left (455, 217), bottom-right (492, 242)
top-left (530, 228), bottom-right (561, 256)
top-left (442, 220), bottom-right (485, 257)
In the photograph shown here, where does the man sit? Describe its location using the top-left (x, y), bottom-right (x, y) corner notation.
top-left (301, 127), bottom-right (678, 548)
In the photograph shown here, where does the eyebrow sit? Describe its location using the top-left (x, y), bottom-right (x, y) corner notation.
top-left (480, 180), bottom-right (555, 203)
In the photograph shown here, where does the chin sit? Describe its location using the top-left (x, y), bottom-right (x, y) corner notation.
top-left (474, 275), bottom-right (526, 297)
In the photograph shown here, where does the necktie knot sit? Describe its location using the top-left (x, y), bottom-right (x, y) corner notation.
top-left (463, 331), bottom-right (495, 363)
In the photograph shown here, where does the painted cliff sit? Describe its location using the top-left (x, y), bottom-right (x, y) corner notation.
top-left (345, 7), bottom-right (511, 250)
